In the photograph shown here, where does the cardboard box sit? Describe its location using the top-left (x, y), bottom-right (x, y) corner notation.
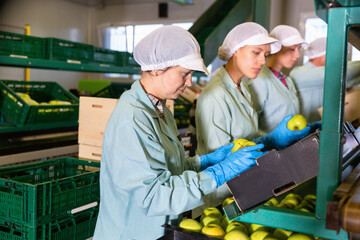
top-left (78, 96), bottom-right (174, 160)
top-left (226, 133), bottom-right (320, 212)
top-left (318, 89), bottom-right (360, 123)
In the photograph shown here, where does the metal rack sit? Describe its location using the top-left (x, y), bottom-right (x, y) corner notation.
top-left (223, 1), bottom-right (360, 239)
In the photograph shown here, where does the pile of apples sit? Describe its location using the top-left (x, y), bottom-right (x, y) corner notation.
top-left (179, 193), bottom-right (326, 240)
top-left (16, 92), bottom-right (71, 105)
top-left (264, 193), bottom-right (317, 213)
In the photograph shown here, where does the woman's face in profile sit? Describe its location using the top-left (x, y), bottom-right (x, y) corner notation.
top-left (233, 44), bottom-right (271, 79)
top-left (276, 44), bottom-right (302, 69)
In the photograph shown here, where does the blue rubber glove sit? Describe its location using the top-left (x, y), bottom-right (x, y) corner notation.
top-left (309, 120), bottom-right (321, 133)
top-left (203, 144), bottom-right (264, 187)
top-left (200, 143), bottom-right (234, 170)
top-left (254, 114), bottom-right (310, 150)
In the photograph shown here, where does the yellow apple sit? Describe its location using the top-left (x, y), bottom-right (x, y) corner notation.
top-left (273, 228), bottom-right (293, 240)
top-left (263, 236), bottom-right (280, 240)
top-left (281, 198), bottom-right (299, 209)
top-left (248, 224), bottom-right (272, 234)
top-left (179, 218), bottom-right (202, 233)
top-left (224, 230), bottom-right (250, 240)
top-left (201, 223), bottom-right (225, 239)
top-left (48, 100), bottom-right (71, 105)
top-left (250, 230), bottom-right (271, 240)
top-left (285, 193), bottom-right (302, 202)
top-left (304, 194), bottom-right (316, 201)
top-left (222, 196), bottom-right (235, 208)
top-left (201, 207), bottom-right (223, 221)
top-left (226, 221), bottom-right (248, 235)
top-left (201, 216), bottom-right (221, 226)
top-left (287, 233), bottom-right (315, 240)
top-left (275, 203), bottom-right (288, 209)
top-left (221, 215), bottom-right (233, 229)
top-left (287, 115), bottom-right (307, 131)
top-left (264, 198), bottom-right (279, 207)
top-left (231, 139), bottom-right (257, 153)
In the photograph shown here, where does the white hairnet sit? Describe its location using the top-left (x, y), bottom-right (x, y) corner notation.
top-left (305, 37), bottom-right (327, 59)
top-left (218, 22), bottom-right (281, 61)
top-left (270, 25), bottom-right (308, 47)
top-left (133, 25), bottom-right (209, 75)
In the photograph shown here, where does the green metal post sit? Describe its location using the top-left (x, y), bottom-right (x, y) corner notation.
top-left (316, 7), bottom-right (349, 219)
top-left (253, 0), bottom-right (271, 31)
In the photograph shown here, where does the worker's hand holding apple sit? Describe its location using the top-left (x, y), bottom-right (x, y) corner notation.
top-left (254, 114), bottom-right (311, 150)
top-left (203, 144), bottom-right (264, 187)
top-left (200, 143), bottom-right (234, 170)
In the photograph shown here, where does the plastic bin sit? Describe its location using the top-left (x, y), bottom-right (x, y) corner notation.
top-left (94, 47), bottom-right (119, 65)
top-left (0, 206), bottom-right (98, 240)
top-left (46, 38), bottom-right (94, 63)
top-left (0, 31), bottom-right (46, 59)
top-left (0, 80), bottom-right (79, 126)
top-left (93, 82), bottom-right (133, 98)
top-left (0, 157), bottom-right (100, 228)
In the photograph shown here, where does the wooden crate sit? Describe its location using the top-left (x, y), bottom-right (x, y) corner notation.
top-left (79, 144), bottom-right (102, 161)
top-left (78, 96), bottom-right (174, 160)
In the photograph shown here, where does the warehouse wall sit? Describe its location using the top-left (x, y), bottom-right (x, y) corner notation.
top-left (0, 0), bottom-right (94, 90)
top-left (0, 0), bottom-right (215, 90)
top-left (0, 0), bottom-right (320, 90)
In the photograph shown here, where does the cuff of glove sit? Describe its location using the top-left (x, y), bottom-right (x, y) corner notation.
top-left (203, 165), bottom-right (225, 188)
top-left (200, 155), bottom-right (209, 171)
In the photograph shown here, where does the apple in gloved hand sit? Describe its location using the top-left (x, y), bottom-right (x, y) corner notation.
top-left (287, 115), bottom-right (307, 131)
top-left (231, 139), bottom-right (257, 153)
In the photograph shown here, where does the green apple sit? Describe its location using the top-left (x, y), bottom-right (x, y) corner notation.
top-left (231, 139), bottom-right (257, 153)
top-left (179, 218), bottom-right (202, 233)
top-left (248, 224), bottom-right (272, 234)
top-left (201, 216), bottom-right (221, 226)
top-left (273, 228), bottom-right (293, 240)
top-left (287, 114), bottom-right (307, 131)
top-left (276, 203), bottom-right (288, 209)
top-left (263, 236), bottom-right (280, 240)
top-left (250, 230), bottom-right (271, 240)
top-left (304, 194), bottom-right (316, 201)
top-left (222, 196), bottom-right (235, 208)
top-left (224, 230), bottom-right (250, 240)
top-left (264, 198), bottom-right (279, 207)
top-left (241, 221), bottom-right (251, 229)
top-left (201, 207), bottom-right (223, 221)
top-left (226, 221), bottom-right (248, 234)
top-left (287, 233), bottom-right (315, 240)
top-left (281, 198), bottom-right (299, 209)
top-left (48, 100), bottom-right (71, 105)
top-left (201, 223), bottom-right (225, 239)
top-left (221, 215), bottom-right (233, 229)
top-left (285, 193), bottom-right (302, 202)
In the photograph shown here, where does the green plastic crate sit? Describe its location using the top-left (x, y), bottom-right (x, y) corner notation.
top-left (94, 47), bottom-right (119, 65)
top-left (0, 157), bottom-right (100, 228)
top-left (46, 38), bottom-right (94, 63)
top-left (0, 206), bottom-right (98, 240)
top-left (0, 31), bottom-right (46, 59)
top-left (0, 80), bottom-right (79, 126)
top-left (93, 82), bottom-right (133, 98)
